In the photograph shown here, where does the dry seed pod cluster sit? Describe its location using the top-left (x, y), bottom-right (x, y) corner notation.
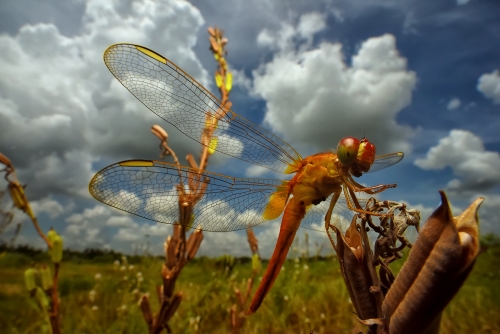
top-left (327, 191), bottom-right (483, 334)
top-left (382, 191), bottom-right (482, 334)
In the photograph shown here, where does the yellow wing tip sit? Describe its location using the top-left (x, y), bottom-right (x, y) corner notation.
top-left (119, 160), bottom-right (154, 167)
top-left (135, 45), bottom-right (167, 64)
top-left (103, 44), bottom-right (167, 65)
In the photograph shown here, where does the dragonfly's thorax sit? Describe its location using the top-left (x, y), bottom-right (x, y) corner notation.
top-left (289, 152), bottom-right (343, 207)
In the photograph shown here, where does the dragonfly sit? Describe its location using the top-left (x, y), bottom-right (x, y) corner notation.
top-left (89, 44), bottom-right (404, 314)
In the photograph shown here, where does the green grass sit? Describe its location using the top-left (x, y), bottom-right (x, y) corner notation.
top-left (0, 247), bottom-right (499, 334)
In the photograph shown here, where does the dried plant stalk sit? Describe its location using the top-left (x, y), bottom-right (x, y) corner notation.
top-left (1, 153), bottom-right (62, 334)
top-left (330, 217), bottom-right (378, 321)
top-left (382, 191), bottom-right (483, 334)
top-left (326, 191), bottom-right (482, 334)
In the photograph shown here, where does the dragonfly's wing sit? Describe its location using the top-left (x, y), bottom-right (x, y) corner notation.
top-left (103, 44), bottom-right (302, 173)
top-left (367, 152), bottom-right (404, 173)
top-left (89, 160), bottom-right (284, 232)
top-left (300, 194), bottom-right (368, 233)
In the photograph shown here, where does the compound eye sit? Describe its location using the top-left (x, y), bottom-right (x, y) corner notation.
top-left (337, 137), bottom-right (360, 167)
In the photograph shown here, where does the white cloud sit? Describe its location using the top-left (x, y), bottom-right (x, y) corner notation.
top-left (253, 17), bottom-right (417, 155)
top-left (447, 97), bottom-right (461, 110)
top-left (297, 12), bottom-right (326, 40)
top-left (231, 68), bottom-right (252, 92)
top-left (29, 197), bottom-right (66, 219)
top-left (415, 130), bottom-right (500, 193)
top-left (245, 165), bottom-right (272, 177)
top-left (106, 216), bottom-right (138, 228)
top-left (0, 0), bottom-right (207, 202)
top-left (477, 70), bottom-right (500, 104)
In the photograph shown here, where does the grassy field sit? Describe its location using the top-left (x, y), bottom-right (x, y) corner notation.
top-left (0, 245), bottom-right (499, 334)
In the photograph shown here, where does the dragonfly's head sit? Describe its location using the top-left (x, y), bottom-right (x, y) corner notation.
top-left (336, 137), bottom-right (376, 177)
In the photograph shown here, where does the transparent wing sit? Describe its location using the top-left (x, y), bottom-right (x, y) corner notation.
top-left (103, 44), bottom-right (302, 173)
top-left (89, 160), bottom-right (375, 234)
top-left (89, 160), bottom-right (284, 232)
top-left (368, 152), bottom-right (404, 173)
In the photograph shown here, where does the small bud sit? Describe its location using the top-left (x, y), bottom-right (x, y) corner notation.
top-left (8, 183), bottom-right (35, 219)
top-left (215, 71), bottom-right (223, 88)
top-left (39, 265), bottom-right (53, 290)
top-left (24, 268), bottom-right (36, 292)
top-left (151, 124), bottom-right (168, 141)
top-left (225, 71), bottom-right (233, 92)
top-left (186, 229), bottom-right (203, 260)
top-left (51, 234), bottom-right (63, 263)
top-left (47, 228), bottom-right (57, 256)
top-left (0, 152), bottom-right (12, 166)
top-left (209, 36), bottom-right (219, 53)
top-left (251, 253), bottom-right (261, 273)
top-left (35, 287), bottom-right (50, 309)
top-left (47, 228), bottom-right (57, 242)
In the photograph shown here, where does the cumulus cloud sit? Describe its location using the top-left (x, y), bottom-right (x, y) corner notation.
top-left (447, 97), bottom-right (461, 110)
top-left (415, 130), bottom-right (500, 193)
top-left (0, 0), bottom-right (208, 202)
top-left (252, 14), bottom-right (417, 155)
top-left (477, 70), bottom-right (500, 104)
top-left (29, 197), bottom-right (67, 219)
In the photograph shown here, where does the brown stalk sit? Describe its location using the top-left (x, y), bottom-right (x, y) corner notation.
top-left (141, 28), bottom-right (242, 330)
top-left (1, 152), bottom-right (61, 334)
top-left (206, 26), bottom-right (261, 333)
top-left (144, 123), bottom-right (207, 333)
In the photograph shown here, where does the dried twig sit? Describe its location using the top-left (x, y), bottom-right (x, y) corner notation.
top-left (1, 152), bottom-right (62, 334)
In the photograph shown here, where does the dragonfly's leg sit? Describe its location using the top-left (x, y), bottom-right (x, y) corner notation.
top-left (324, 188), bottom-right (342, 250)
top-left (343, 185), bottom-right (388, 217)
top-left (346, 174), bottom-right (397, 194)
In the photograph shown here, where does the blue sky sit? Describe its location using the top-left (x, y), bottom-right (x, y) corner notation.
top-left (0, 0), bottom-right (499, 257)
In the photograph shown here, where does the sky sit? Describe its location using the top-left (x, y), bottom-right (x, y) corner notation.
top-left (0, 0), bottom-right (499, 258)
